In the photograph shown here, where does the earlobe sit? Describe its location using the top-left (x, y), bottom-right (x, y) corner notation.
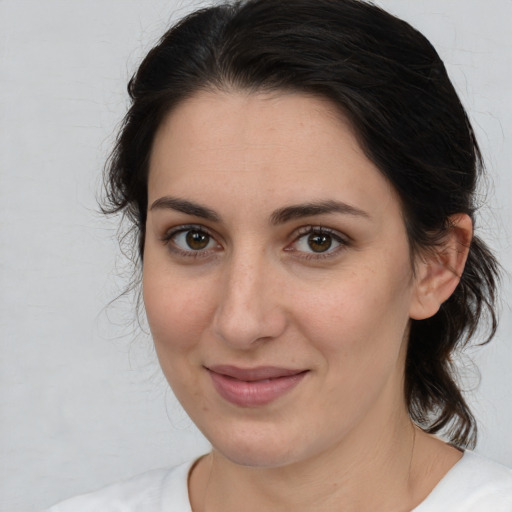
top-left (409, 213), bottom-right (473, 320)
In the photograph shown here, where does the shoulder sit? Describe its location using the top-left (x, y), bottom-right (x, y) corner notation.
top-left (43, 459), bottom-right (194, 512)
top-left (415, 451), bottom-right (512, 511)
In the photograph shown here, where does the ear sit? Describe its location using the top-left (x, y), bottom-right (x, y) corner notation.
top-left (409, 213), bottom-right (472, 320)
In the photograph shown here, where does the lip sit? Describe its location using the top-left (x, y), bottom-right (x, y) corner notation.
top-left (206, 365), bottom-right (308, 407)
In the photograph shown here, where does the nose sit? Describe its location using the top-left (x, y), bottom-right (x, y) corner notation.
top-left (212, 251), bottom-right (287, 349)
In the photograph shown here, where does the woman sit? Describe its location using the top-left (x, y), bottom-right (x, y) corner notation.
top-left (47, 0), bottom-right (512, 510)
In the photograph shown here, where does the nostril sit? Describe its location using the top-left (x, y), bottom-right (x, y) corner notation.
top-left (212, 297), bottom-right (287, 348)
top-left (212, 262), bottom-right (287, 347)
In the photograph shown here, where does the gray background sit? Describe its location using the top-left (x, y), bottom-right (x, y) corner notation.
top-left (1, 1), bottom-right (511, 511)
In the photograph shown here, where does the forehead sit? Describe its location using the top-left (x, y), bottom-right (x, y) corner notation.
top-left (151, 90), bottom-right (355, 166)
top-left (148, 90), bottom-right (400, 221)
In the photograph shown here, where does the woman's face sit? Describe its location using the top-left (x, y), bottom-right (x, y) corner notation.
top-left (143, 90), bottom-right (423, 467)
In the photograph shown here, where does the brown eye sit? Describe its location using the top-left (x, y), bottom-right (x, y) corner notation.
top-left (307, 233), bottom-right (333, 253)
top-left (168, 228), bottom-right (219, 253)
top-left (290, 227), bottom-right (345, 257)
top-left (185, 230), bottom-right (211, 250)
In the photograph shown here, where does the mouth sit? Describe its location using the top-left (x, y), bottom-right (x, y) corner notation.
top-left (205, 365), bottom-right (309, 407)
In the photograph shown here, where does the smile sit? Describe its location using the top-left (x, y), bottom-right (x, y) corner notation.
top-left (206, 365), bottom-right (309, 407)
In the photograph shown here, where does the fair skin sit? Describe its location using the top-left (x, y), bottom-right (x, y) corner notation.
top-left (143, 90), bottom-right (472, 511)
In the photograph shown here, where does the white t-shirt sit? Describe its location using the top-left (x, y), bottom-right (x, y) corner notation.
top-left (45, 451), bottom-right (512, 511)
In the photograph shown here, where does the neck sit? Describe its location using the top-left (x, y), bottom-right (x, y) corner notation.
top-left (191, 403), bottom-right (428, 512)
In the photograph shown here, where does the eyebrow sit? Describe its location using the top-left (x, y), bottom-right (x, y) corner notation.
top-left (150, 196), bottom-right (221, 222)
top-left (270, 200), bottom-right (370, 225)
top-left (149, 196), bottom-right (369, 225)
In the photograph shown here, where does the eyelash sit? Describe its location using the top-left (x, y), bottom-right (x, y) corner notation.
top-left (161, 224), bottom-right (349, 260)
top-left (161, 224), bottom-right (220, 259)
top-left (287, 226), bottom-right (349, 260)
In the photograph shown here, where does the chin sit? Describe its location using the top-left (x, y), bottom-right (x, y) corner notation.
top-left (215, 442), bottom-right (300, 469)
top-left (204, 420), bottom-right (320, 469)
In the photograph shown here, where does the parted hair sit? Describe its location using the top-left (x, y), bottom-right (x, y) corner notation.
top-left (104, 0), bottom-right (499, 448)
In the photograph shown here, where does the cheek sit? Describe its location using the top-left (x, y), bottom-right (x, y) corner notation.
top-left (293, 263), bottom-right (413, 367)
top-left (142, 266), bottom-right (216, 408)
top-left (289, 269), bottom-right (413, 433)
top-left (142, 262), bottom-right (214, 354)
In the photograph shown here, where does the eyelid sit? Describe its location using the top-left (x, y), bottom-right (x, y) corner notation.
top-left (161, 224), bottom-right (222, 257)
top-left (292, 225), bottom-right (350, 241)
top-left (286, 225), bottom-right (350, 259)
top-left (161, 223), bottom-right (213, 242)
top-left (159, 223), bottom-right (350, 260)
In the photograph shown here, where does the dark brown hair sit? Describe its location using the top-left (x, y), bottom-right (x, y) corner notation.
top-left (104, 0), bottom-right (499, 448)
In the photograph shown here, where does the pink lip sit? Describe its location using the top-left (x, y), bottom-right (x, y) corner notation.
top-left (206, 365), bottom-right (308, 407)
